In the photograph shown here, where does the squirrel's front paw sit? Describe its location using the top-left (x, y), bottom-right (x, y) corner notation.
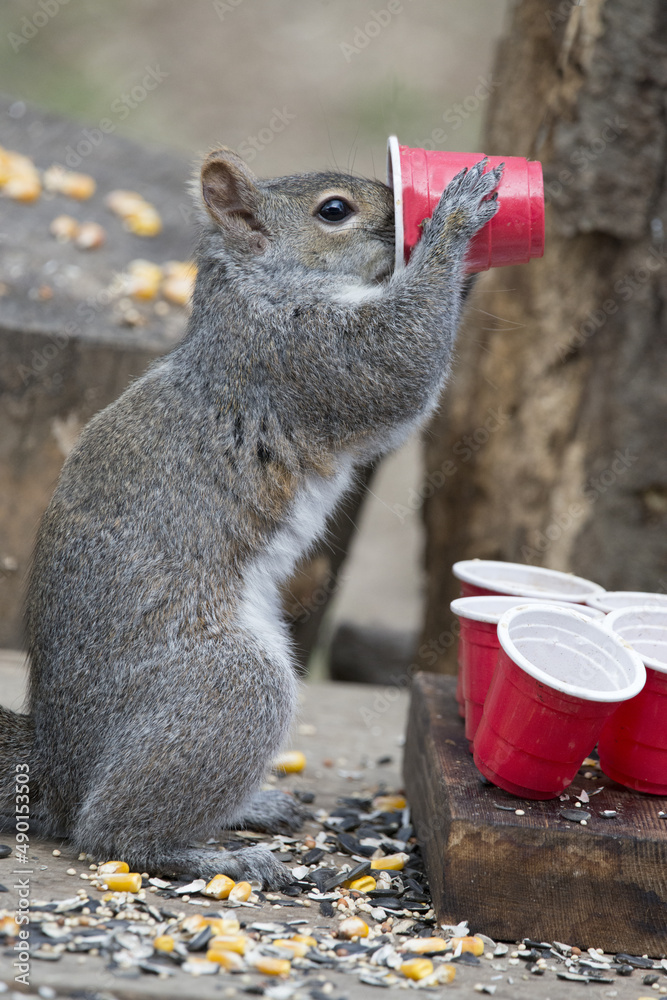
top-left (428, 158), bottom-right (504, 242)
top-left (233, 789), bottom-right (308, 835)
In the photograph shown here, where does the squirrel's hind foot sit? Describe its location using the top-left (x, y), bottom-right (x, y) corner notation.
top-left (127, 844), bottom-right (292, 888)
top-left (231, 789), bottom-right (308, 835)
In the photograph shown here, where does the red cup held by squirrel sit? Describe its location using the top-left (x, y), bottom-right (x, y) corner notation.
top-left (387, 136), bottom-right (545, 273)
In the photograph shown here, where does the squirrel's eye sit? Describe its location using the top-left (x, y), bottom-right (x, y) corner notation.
top-left (317, 198), bottom-right (354, 223)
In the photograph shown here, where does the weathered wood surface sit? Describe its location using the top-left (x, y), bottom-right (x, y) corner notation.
top-left (404, 672), bottom-right (667, 955)
top-left (420, 0), bottom-right (667, 673)
top-left (0, 96), bottom-right (194, 647)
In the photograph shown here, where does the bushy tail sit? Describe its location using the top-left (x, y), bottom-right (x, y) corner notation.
top-left (0, 707), bottom-right (34, 828)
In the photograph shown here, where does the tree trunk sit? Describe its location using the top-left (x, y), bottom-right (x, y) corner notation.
top-left (420, 0), bottom-right (667, 674)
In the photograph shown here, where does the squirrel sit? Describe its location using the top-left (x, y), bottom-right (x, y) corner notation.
top-left (0, 148), bottom-right (501, 886)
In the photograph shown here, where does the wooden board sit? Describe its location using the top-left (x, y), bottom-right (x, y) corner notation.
top-left (403, 672), bottom-right (667, 955)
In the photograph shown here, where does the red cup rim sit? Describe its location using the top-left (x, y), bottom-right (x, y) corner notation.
top-left (452, 559), bottom-right (605, 602)
top-left (496, 605), bottom-right (646, 702)
top-left (586, 590), bottom-right (667, 613)
top-left (604, 606), bottom-right (667, 673)
top-left (386, 135), bottom-right (405, 273)
top-left (450, 596), bottom-right (606, 624)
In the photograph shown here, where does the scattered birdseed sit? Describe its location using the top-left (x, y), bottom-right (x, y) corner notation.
top-left (0, 768), bottom-right (659, 994)
top-left (615, 953), bottom-right (655, 969)
top-left (560, 809), bottom-right (591, 823)
top-left (274, 750), bottom-right (307, 774)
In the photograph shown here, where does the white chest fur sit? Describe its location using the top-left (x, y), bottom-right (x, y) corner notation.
top-left (235, 461), bottom-right (354, 669)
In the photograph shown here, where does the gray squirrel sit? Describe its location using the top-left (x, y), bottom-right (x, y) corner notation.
top-left (0, 148), bottom-right (501, 886)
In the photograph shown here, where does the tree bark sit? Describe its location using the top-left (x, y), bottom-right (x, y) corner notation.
top-left (420, 0), bottom-right (667, 673)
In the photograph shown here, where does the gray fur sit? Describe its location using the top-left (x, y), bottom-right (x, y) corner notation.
top-left (0, 149), bottom-right (501, 885)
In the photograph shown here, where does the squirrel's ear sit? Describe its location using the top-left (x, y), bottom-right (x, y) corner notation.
top-left (201, 149), bottom-right (267, 251)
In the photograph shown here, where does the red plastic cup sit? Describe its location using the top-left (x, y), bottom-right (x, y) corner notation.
top-left (453, 559), bottom-right (604, 603)
top-left (473, 606), bottom-right (646, 799)
top-left (586, 591), bottom-right (667, 613)
top-left (598, 607), bottom-right (667, 795)
top-left (387, 136), bottom-right (545, 273)
top-left (450, 597), bottom-right (606, 743)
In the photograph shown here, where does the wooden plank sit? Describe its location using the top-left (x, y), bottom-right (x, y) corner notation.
top-left (403, 672), bottom-right (667, 955)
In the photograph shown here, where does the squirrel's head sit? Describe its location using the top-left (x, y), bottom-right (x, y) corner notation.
top-left (199, 148), bottom-right (395, 285)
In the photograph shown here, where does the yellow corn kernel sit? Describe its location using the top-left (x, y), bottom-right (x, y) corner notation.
top-left (0, 148), bottom-right (12, 185)
top-left (204, 915), bottom-right (240, 934)
top-left (400, 958), bottom-right (434, 980)
top-left (102, 873), bottom-right (142, 893)
top-left (182, 957), bottom-right (220, 975)
top-left (372, 794), bottom-right (407, 811)
top-left (182, 914), bottom-right (207, 934)
top-left (161, 274), bottom-right (194, 306)
top-left (43, 165), bottom-right (95, 200)
top-left (0, 151), bottom-right (41, 202)
top-left (450, 935), bottom-right (484, 956)
top-left (105, 188), bottom-right (162, 236)
top-left (208, 934), bottom-right (247, 955)
top-left (124, 259), bottom-right (162, 300)
top-left (153, 934), bottom-right (174, 953)
top-left (338, 916), bottom-right (369, 939)
top-left (273, 938), bottom-right (308, 957)
top-left (370, 852), bottom-right (409, 871)
top-left (3, 174), bottom-right (41, 202)
top-left (4, 151), bottom-right (37, 176)
top-left (273, 750), bottom-right (306, 773)
top-left (202, 873), bottom-right (235, 900)
top-left (403, 937), bottom-right (448, 954)
top-left (105, 188), bottom-right (145, 214)
top-left (206, 948), bottom-right (244, 971)
top-left (50, 214), bottom-right (80, 242)
top-left (228, 880), bottom-right (252, 902)
top-left (161, 260), bottom-right (196, 306)
top-left (250, 956), bottom-right (291, 977)
top-left (124, 205), bottom-right (162, 237)
top-left (74, 221), bottom-right (106, 250)
top-left (0, 916), bottom-right (20, 936)
top-left (346, 875), bottom-right (376, 892)
top-left (291, 933), bottom-right (317, 947)
top-left (97, 861), bottom-right (130, 875)
top-left (436, 963), bottom-right (456, 984)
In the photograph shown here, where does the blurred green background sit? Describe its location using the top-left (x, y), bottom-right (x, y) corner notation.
top-left (0, 0), bottom-right (509, 178)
